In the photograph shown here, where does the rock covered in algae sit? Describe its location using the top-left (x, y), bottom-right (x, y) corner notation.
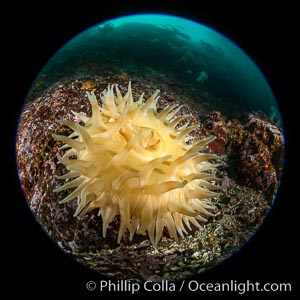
top-left (227, 114), bottom-right (284, 195)
top-left (16, 73), bottom-right (284, 280)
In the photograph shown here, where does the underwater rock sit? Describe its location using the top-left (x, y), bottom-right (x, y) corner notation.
top-left (202, 111), bottom-right (227, 154)
top-left (227, 114), bottom-right (284, 197)
top-left (16, 75), bottom-right (276, 280)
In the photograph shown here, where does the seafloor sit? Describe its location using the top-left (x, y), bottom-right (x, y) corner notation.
top-left (16, 72), bottom-right (284, 281)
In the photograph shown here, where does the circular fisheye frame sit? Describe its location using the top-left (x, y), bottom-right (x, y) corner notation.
top-left (16, 14), bottom-right (284, 281)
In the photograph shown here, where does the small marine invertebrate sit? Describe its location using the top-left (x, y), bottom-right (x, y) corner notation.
top-left (53, 83), bottom-right (220, 246)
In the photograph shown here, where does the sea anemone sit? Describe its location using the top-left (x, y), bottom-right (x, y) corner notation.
top-left (53, 82), bottom-right (221, 246)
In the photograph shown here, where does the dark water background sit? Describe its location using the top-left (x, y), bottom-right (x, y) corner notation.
top-left (7, 4), bottom-right (294, 297)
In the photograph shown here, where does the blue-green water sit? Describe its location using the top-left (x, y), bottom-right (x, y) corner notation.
top-left (36, 13), bottom-right (282, 125)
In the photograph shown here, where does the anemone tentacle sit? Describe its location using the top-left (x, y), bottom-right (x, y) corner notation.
top-left (54, 82), bottom-right (221, 246)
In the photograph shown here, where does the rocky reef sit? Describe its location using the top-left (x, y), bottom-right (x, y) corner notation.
top-left (16, 73), bottom-right (284, 280)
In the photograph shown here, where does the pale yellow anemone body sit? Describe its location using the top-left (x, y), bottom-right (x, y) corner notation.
top-left (53, 82), bottom-right (220, 246)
